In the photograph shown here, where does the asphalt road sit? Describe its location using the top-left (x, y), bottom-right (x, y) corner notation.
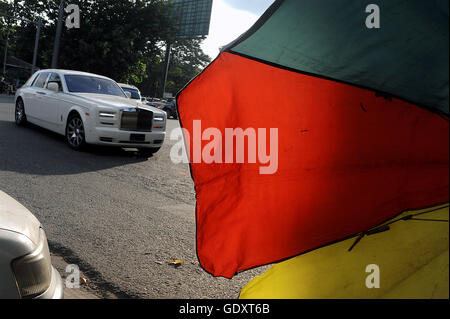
top-left (0, 95), bottom-right (266, 299)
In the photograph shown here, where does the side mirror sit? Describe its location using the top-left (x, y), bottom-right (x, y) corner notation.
top-left (125, 91), bottom-right (132, 99)
top-left (47, 82), bottom-right (60, 92)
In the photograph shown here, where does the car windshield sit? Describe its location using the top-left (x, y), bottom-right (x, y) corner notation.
top-left (121, 87), bottom-right (141, 100)
top-left (64, 75), bottom-right (125, 97)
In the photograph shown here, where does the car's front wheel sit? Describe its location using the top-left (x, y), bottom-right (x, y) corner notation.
top-left (15, 99), bottom-right (27, 126)
top-left (66, 113), bottom-right (86, 150)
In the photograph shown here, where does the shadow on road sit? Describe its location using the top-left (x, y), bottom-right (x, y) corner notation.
top-left (0, 119), bottom-right (151, 176)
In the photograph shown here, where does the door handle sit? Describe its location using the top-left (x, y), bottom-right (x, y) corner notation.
top-left (37, 91), bottom-right (47, 95)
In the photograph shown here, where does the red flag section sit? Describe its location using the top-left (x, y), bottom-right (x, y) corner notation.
top-left (177, 52), bottom-right (449, 278)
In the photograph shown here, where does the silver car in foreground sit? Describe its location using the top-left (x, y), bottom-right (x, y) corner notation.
top-left (0, 191), bottom-right (63, 299)
top-left (15, 70), bottom-right (166, 155)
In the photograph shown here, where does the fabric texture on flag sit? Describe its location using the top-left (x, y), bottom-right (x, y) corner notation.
top-left (176, 0), bottom-right (449, 278)
top-left (239, 205), bottom-right (449, 299)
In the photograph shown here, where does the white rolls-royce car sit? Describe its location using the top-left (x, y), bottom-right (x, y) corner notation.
top-left (14, 70), bottom-right (166, 155)
top-left (0, 190), bottom-right (63, 299)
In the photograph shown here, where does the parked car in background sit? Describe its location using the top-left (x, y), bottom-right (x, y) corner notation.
top-left (15, 70), bottom-right (166, 155)
top-left (0, 190), bottom-right (64, 299)
top-left (119, 83), bottom-right (141, 100)
top-left (145, 98), bottom-right (167, 110)
top-left (163, 99), bottom-right (178, 119)
top-left (144, 97), bottom-right (177, 119)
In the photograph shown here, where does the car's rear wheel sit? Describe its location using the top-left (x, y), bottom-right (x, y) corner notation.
top-left (66, 113), bottom-right (86, 150)
top-left (15, 99), bottom-right (27, 126)
top-left (138, 147), bottom-right (161, 157)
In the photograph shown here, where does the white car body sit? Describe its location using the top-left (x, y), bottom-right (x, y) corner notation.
top-left (15, 69), bottom-right (166, 150)
top-left (0, 191), bottom-right (63, 299)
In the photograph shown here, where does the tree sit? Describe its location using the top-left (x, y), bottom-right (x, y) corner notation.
top-left (140, 38), bottom-right (211, 97)
top-left (0, 0), bottom-right (211, 95)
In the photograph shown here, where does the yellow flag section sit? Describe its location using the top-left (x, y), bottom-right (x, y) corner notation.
top-left (239, 205), bottom-right (449, 299)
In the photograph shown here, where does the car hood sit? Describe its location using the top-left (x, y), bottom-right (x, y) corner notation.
top-left (71, 93), bottom-right (164, 114)
top-left (0, 191), bottom-right (41, 245)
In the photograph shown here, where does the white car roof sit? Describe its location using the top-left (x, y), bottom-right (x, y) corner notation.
top-left (37, 69), bottom-right (113, 81)
top-left (118, 83), bottom-right (139, 90)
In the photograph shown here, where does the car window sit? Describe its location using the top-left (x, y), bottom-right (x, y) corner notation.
top-left (46, 73), bottom-right (63, 91)
top-left (24, 73), bottom-right (39, 87)
top-left (121, 87), bottom-right (141, 100)
top-left (65, 75), bottom-right (126, 97)
top-left (32, 72), bottom-right (50, 88)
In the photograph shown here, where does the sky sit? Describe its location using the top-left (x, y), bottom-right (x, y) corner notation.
top-left (201, 0), bottom-right (275, 59)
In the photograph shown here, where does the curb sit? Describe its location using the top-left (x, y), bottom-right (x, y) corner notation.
top-left (51, 254), bottom-right (101, 299)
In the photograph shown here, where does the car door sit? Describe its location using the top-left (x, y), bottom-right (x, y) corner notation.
top-left (42, 73), bottom-right (65, 129)
top-left (24, 72), bottom-right (50, 122)
top-left (19, 72), bottom-right (39, 109)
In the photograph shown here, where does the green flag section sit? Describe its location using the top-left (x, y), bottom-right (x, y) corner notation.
top-left (228, 0), bottom-right (449, 115)
top-left (239, 205), bottom-right (449, 299)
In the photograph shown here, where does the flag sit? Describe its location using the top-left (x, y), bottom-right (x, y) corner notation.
top-left (176, 0), bottom-right (449, 278)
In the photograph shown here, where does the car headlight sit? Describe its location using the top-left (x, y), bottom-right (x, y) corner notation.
top-left (154, 116), bottom-right (165, 121)
top-left (11, 229), bottom-right (52, 298)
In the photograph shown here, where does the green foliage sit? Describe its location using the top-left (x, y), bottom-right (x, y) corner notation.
top-left (140, 38), bottom-right (211, 97)
top-left (0, 0), bottom-right (212, 96)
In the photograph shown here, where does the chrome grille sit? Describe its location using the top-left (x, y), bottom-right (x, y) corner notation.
top-left (120, 109), bottom-right (153, 132)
